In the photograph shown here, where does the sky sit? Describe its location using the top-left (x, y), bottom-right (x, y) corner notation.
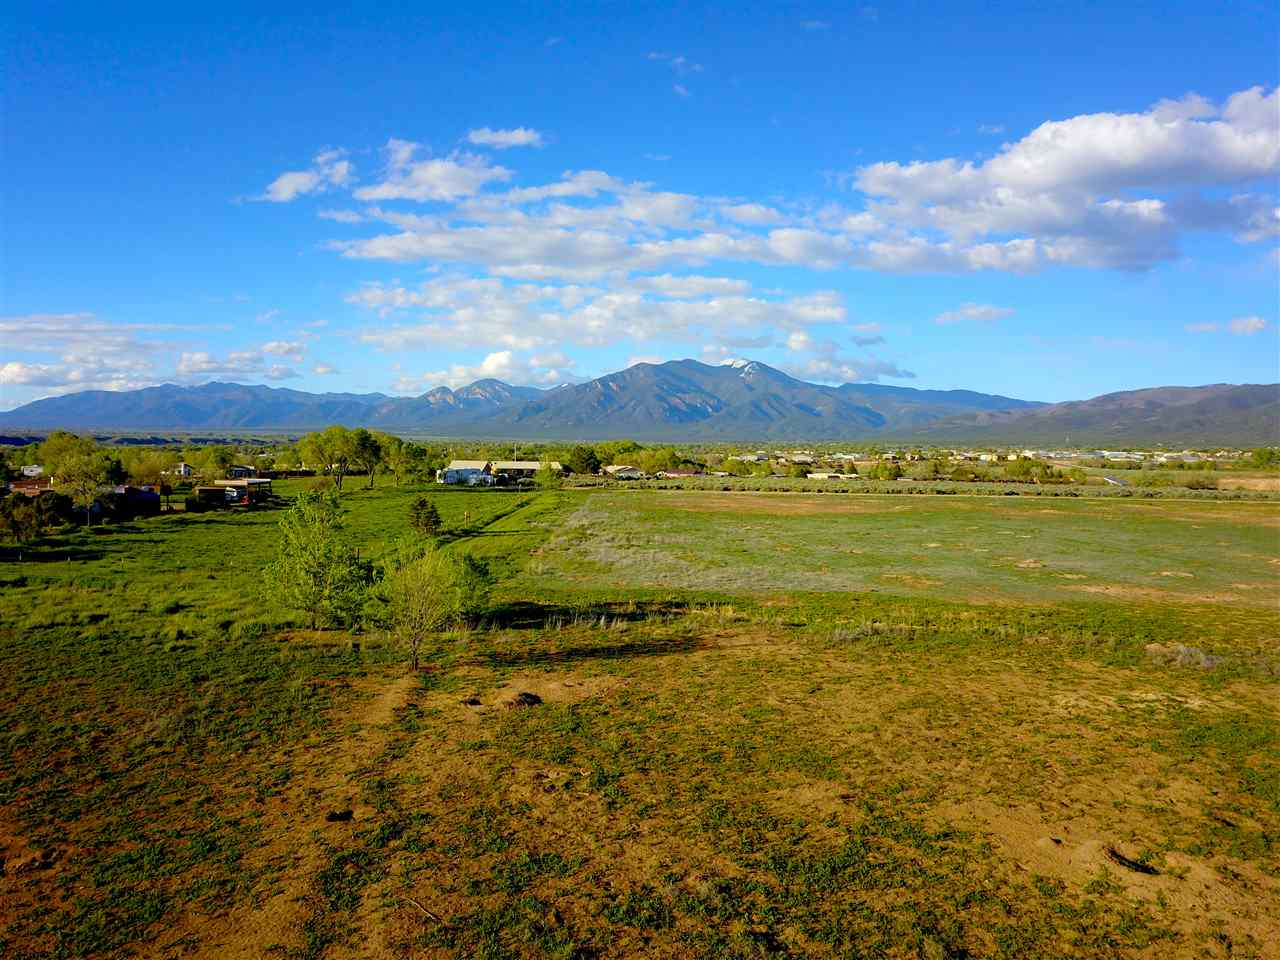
top-left (2, 1), bottom-right (1278, 409)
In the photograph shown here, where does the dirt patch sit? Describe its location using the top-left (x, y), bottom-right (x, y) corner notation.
top-left (1156, 570), bottom-right (1195, 578)
top-left (180, 671), bottom-right (423, 959)
top-left (0, 807), bottom-right (71, 953)
top-left (880, 572), bottom-right (943, 588)
top-left (1064, 583), bottom-right (1251, 605)
top-left (1016, 559), bottom-right (1044, 569)
top-left (938, 798), bottom-right (1280, 952)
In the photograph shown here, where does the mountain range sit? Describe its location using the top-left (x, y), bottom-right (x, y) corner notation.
top-left (1, 359), bottom-right (1275, 445)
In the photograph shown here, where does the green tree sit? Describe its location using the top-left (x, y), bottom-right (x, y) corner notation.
top-left (0, 494), bottom-right (42, 544)
top-left (564, 444), bottom-right (601, 476)
top-left (124, 449), bottom-right (177, 487)
top-left (274, 445), bottom-right (301, 472)
top-left (534, 463), bottom-right (563, 489)
top-left (1249, 447), bottom-right (1280, 469)
top-left (376, 433), bottom-right (409, 485)
top-left (37, 430), bottom-right (94, 466)
top-left (266, 490), bottom-right (370, 629)
top-left (384, 545), bottom-right (493, 670)
top-left (351, 428), bottom-right (382, 489)
top-left (299, 426), bottom-right (356, 490)
top-left (53, 450), bottom-right (122, 526)
top-left (409, 496), bottom-right (442, 537)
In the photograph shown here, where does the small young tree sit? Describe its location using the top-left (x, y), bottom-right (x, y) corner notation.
top-left (266, 490), bottom-right (370, 629)
top-left (385, 546), bottom-right (492, 670)
top-left (409, 496), bottom-right (442, 537)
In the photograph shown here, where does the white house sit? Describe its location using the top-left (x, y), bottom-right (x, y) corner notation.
top-left (167, 462), bottom-right (194, 478)
top-left (439, 460), bottom-right (494, 485)
top-left (20, 464), bottom-right (44, 478)
top-left (604, 464), bottom-right (645, 480)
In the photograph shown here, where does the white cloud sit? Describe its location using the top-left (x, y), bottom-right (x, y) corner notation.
top-left (853, 85), bottom-right (1280, 271)
top-left (175, 342), bottom-right (309, 380)
top-left (721, 202), bottom-right (786, 225)
top-left (261, 340), bottom-right (307, 360)
top-left (1229, 315), bottom-right (1268, 335)
top-left (934, 302), bottom-right (1015, 325)
top-left (176, 351), bottom-right (263, 376)
top-left (355, 141), bottom-right (512, 202)
top-left (625, 274), bottom-right (751, 298)
top-left (788, 355), bottom-right (914, 383)
top-left (262, 149), bottom-right (352, 203)
top-left (626, 355), bottom-right (665, 367)
top-left (673, 84), bottom-right (690, 98)
top-left (348, 275), bottom-right (847, 353)
top-left (318, 209), bottom-right (366, 224)
top-left (0, 312), bottom-right (177, 398)
top-left (467, 127), bottom-right (545, 149)
top-left (397, 349), bottom-right (575, 392)
top-left (312, 363), bottom-right (339, 375)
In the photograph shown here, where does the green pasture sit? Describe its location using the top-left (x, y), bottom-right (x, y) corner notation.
top-left (528, 489), bottom-right (1280, 610)
top-left (1, 482), bottom-right (1277, 958)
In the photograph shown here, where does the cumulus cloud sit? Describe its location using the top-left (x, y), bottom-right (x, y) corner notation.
top-left (1229, 315), bottom-right (1268, 335)
top-left (789, 355), bottom-right (915, 383)
top-left (175, 342), bottom-right (311, 380)
top-left (176, 351), bottom-right (263, 376)
top-left (934, 303), bottom-right (1015, 324)
top-left (348, 275), bottom-right (847, 353)
top-left (261, 340), bottom-right (308, 361)
top-left (355, 140), bottom-right (512, 202)
top-left (781, 326), bottom-right (914, 384)
top-left (626, 355), bottom-right (665, 367)
top-left (262, 149), bottom-right (352, 202)
top-left (312, 363), bottom-right (339, 375)
top-left (467, 127), bottom-right (545, 149)
top-left (721, 202), bottom-right (786, 225)
top-left (396, 350), bottom-right (576, 392)
top-left (853, 85), bottom-right (1280, 271)
top-left (0, 312), bottom-right (177, 398)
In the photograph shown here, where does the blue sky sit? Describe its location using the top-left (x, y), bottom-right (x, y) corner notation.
top-left (3, 1), bottom-right (1278, 409)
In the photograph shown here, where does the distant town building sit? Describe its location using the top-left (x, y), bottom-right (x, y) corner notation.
top-left (439, 460), bottom-right (495, 485)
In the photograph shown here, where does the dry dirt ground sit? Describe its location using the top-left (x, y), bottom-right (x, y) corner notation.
top-left (90, 613), bottom-right (1278, 960)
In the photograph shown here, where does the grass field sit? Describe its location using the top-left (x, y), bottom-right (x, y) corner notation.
top-left (1, 482), bottom-right (1277, 958)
